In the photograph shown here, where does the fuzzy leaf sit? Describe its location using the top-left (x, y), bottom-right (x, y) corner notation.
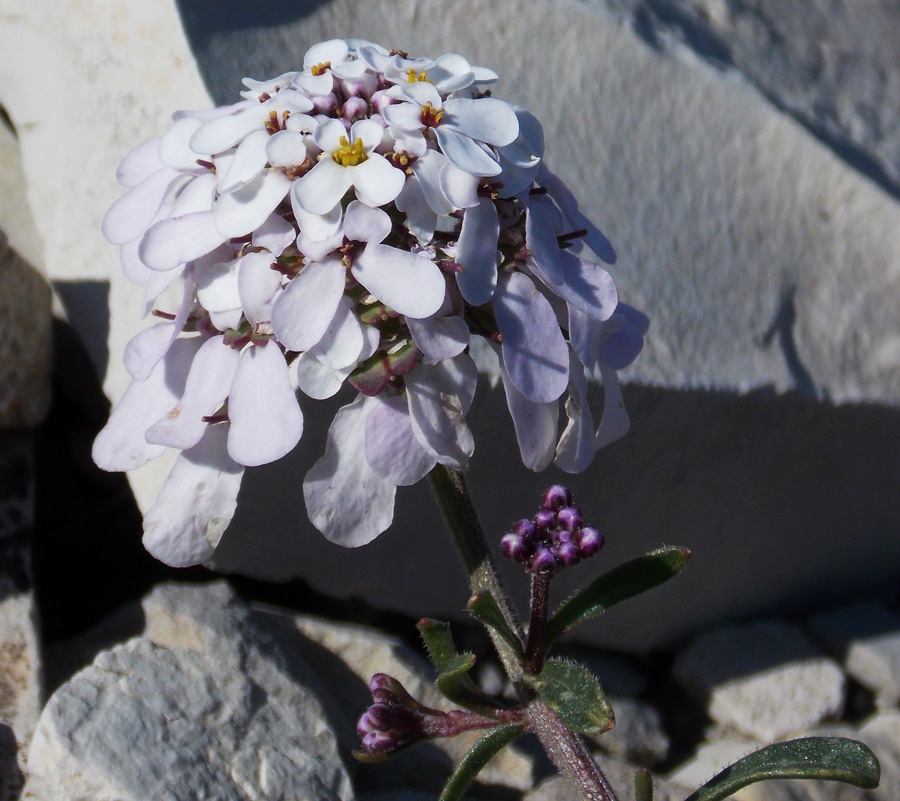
top-left (683, 737), bottom-right (880, 801)
top-left (547, 546), bottom-right (690, 643)
top-left (467, 591), bottom-right (524, 658)
top-left (526, 659), bottom-right (614, 735)
top-left (439, 724), bottom-right (524, 801)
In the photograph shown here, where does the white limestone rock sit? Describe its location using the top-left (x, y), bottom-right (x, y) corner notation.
top-left (593, 696), bottom-right (670, 767)
top-left (674, 621), bottom-right (846, 741)
top-left (24, 582), bottom-right (354, 801)
top-left (808, 602), bottom-right (900, 710)
top-left (526, 754), bottom-right (682, 801)
top-left (667, 737), bottom-right (766, 792)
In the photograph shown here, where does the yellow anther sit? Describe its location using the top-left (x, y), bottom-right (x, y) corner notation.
top-left (420, 101), bottom-right (443, 128)
top-left (311, 61), bottom-right (332, 77)
top-left (406, 69), bottom-right (429, 83)
top-left (332, 135), bottom-right (368, 167)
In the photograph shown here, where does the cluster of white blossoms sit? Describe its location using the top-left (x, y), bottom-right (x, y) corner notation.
top-left (93, 38), bottom-right (648, 566)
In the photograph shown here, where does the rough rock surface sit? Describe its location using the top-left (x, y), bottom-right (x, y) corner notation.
top-left (0, 433), bottom-right (41, 800)
top-left (808, 602), bottom-right (900, 709)
top-left (593, 696), bottom-right (670, 767)
top-left (25, 582), bottom-right (354, 801)
top-left (674, 621), bottom-right (846, 741)
top-left (525, 755), bottom-right (682, 801)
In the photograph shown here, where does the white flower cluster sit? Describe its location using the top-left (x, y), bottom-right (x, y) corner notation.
top-left (93, 38), bottom-right (648, 564)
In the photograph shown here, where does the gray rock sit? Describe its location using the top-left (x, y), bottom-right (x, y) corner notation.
top-left (593, 696), bottom-right (670, 767)
top-left (0, 432), bottom-right (41, 800)
top-left (808, 602), bottom-right (900, 709)
top-left (667, 737), bottom-right (768, 792)
top-left (25, 582), bottom-right (354, 801)
top-left (526, 754), bottom-right (682, 801)
top-left (674, 621), bottom-right (846, 741)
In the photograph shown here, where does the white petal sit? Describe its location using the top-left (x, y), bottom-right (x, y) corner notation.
top-left (92, 337), bottom-right (202, 471)
top-left (352, 244), bottom-right (444, 318)
top-left (304, 396), bottom-right (396, 547)
top-left (365, 394), bottom-right (435, 486)
top-left (291, 197), bottom-right (343, 241)
top-left (293, 158), bottom-right (355, 215)
top-left (440, 160), bottom-right (480, 209)
top-left (382, 101), bottom-right (426, 132)
top-left (435, 127), bottom-right (501, 176)
top-left (265, 129), bottom-right (308, 167)
top-left (189, 107), bottom-right (265, 154)
top-left (395, 176), bottom-right (436, 244)
top-left (344, 200), bottom-right (391, 244)
top-left (270, 256), bottom-right (346, 351)
top-left (407, 311), bottom-right (468, 360)
top-left (410, 150), bottom-right (455, 216)
top-left (350, 118), bottom-right (386, 151)
top-left (159, 116), bottom-right (205, 170)
top-left (295, 352), bottom-right (349, 399)
top-left (127, 271), bottom-right (193, 371)
top-left (456, 199), bottom-right (499, 305)
top-left (568, 304), bottom-right (607, 369)
top-left (555, 357), bottom-right (595, 474)
top-left (313, 300), bottom-right (364, 369)
top-left (594, 362), bottom-right (630, 449)
top-left (170, 172), bottom-right (217, 216)
top-left (227, 343), bottom-right (303, 466)
top-left (214, 170), bottom-right (292, 238)
top-left (313, 118), bottom-right (349, 152)
top-left (494, 272), bottom-right (569, 403)
top-left (442, 98), bottom-right (519, 146)
top-left (535, 251), bottom-right (618, 322)
top-left (439, 354), bottom-right (478, 414)
top-left (238, 251), bottom-right (282, 323)
top-left (146, 335), bottom-right (241, 449)
top-left (526, 198), bottom-right (565, 284)
top-left (405, 364), bottom-right (474, 470)
top-left (116, 138), bottom-right (163, 187)
top-left (102, 167), bottom-right (181, 245)
top-left (142, 424), bottom-right (244, 567)
top-left (218, 128), bottom-right (270, 193)
top-left (252, 213), bottom-right (295, 256)
top-left (352, 155), bottom-right (406, 208)
top-left (304, 39), bottom-right (349, 70)
top-left (196, 257), bottom-right (241, 312)
top-left (500, 364), bottom-right (558, 472)
top-left (139, 211), bottom-right (227, 272)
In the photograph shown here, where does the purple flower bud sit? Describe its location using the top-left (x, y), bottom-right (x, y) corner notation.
top-left (541, 484), bottom-right (572, 511)
top-left (533, 509), bottom-right (557, 531)
top-left (577, 526), bottom-right (604, 558)
top-left (361, 730), bottom-right (396, 752)
top-left (500, 532), bottom-right (530, 563)
top-left (557, 506), bottom-right (582, 533)
top-left (556, 541), bottom-right (581, 567)
top-left (555, 528), bottom-right (573, 544)
top-left (512, 518), bottom-right (538, 542)
top-left (530, 546), bottom-right (558, 575)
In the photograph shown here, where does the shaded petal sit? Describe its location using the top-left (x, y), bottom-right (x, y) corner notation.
top-left (159, 116), bottom-right (205, 170)
top-left (526, 197), bottom-right (565, 284)
top-left (227, 343), bottom-right (303, 466)
top-left (142, 424), bottom-right (244, 567)
top-left (534, 251), bottom-right (618, 322)
top-left (238, 251), bottom-right (282, 323)
top-left (500, 364), bottom-right (558, 472)
top-left (365, 394), bottom-right (436, 486)
top-left (102, 167), bottom-right (181, 245)
top-left (456, 198), bottom-right (499, 305)
top-left (344, 200), bottom-right (391, 243)
top-left (313, 299), bottom-right (364, 369)
top-left (214, 170), bottom-right (292, 238)
top-left (252, 213), bottom-right (295, 257)
top-left (265, 129), bottom-right (308, 167)
top-left (218, 128), bottom-right (270, 193)
top-left (270, 256), bottom-right (345, 351)
top-left (435, 127), bottom-right (501, 176)
top-left (196, 258), bottom-right (240, 312)
top-left (440, 159), bottom-right (480, 209)
top-left (594, 363), bottom-right (630, 448)
top-left (189, 107), bottom-right (265, 154)
top-left (410, 150), bottom-right (454, 216)
top-left (442, 98), bottom-right (519, 146)
top-left (139, 211), bottom-right (226, 272)
top-left (292, 198), bottom-right (343, 241)
top-left (568, 304), bottom-right (606, 370)
top-left (352, 244), bottom-right (444, 318)
top-left (407, 310), bottom-right (468, 360)
top-left (116, 137), bottom-right (163, 187)
top-left (555, 356), bottom-right (595, 474)
top-left (493, 271), bottom-right (569, 403)
top-left (395, 176), bottom-right (436, 244)
top-left (171, 172), bottom-right (217, 215)
top-left (146, 335), bottom-right (240, 449)
top-left (295, 352), bottom-right (350, 399)
top-left (405, 364), bottom-right (474, 470)
top-left (293, 158), bottom-right (355, 215)
top-left (352, 155), bottom-right (405, 208)
top-left (439, 354), bottom-right (478, 414)
top-left (124, 276), bottom-right (193, 379)
top-left (304, 396), bottom-right (397, 547)
top-left (92, 337), bottom-right (202, 471)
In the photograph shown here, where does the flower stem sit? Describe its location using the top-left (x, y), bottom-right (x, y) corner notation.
top-left (524, 572), bottom-right (551, 675)
top-left (427, 465), bottom-right (619, 801)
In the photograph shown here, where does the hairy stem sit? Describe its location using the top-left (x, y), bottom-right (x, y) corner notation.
top-left (427, 465), bottom-right (619, 801)
top-left (524, 572), bottom-right (552, 675)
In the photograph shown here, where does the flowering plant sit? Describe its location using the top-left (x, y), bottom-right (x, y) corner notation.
top-left (93, 38), bottom-right (879, 801)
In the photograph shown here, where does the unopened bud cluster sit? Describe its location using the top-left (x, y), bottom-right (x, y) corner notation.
top-left (500, 485), bottom-right (603, 575)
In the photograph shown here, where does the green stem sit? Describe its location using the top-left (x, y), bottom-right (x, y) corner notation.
top-left (427, 465), bottom-right (619, 801)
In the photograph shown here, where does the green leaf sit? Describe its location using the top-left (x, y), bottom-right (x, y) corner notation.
top-left (547, 546), bottom-right (691, 643)
top-left (417, 619), bottom-right (503, 713)
top-left (438, 724), bottom-right (523, 801)
top-left (634, 768), bottom-right (654, 801)
top-left (526, 659), bottom-right (614, 735)
top-left (683, 737), bottom-right (880, 801)
top-left (467, 591), bottom-right (524, 658)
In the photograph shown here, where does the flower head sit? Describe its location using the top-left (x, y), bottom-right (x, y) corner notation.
top-left (93, 39), bottom-right (647, 564)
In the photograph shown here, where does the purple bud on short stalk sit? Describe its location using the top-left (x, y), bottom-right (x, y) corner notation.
top-left (541, 484), bottom-right (572, 511)
top-left (500, 532), bottom-right (530, 563)
top-left (556, 506), bottom-right (582, 533)
top-left (556, 541), bottom-right (582, 567)
top-left (512, 518), bottom-right (538, 542)
top-left (555, 528), bottom-right (573, 544)
top-left (531, 545), bottom-right (558, 575)
top-left (533, 509), bottom-right (557, 532)
top-left (577, 526), bottom-right (604, 558)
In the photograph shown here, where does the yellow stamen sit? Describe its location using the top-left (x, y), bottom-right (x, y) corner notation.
top-left (332, 135), bottom-right (368, 167)
top-left (406, 68), bottom-right (429, 83)
top-left (420, 101), bottom-right (443, 128)
top-left (311, 61), bottom-right (332, 76)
